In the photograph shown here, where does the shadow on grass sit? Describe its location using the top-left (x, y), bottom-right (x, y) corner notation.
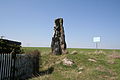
top-left (38, 66), bottom-right (54, 76)
top-left (26, 66), bottom-right (54, 79)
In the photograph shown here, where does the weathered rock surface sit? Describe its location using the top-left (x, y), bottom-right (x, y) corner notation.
top-left (62, 58), bottom-right (74, 66)
top-left (51, 18), bottom-right (67, 55)
top-left (70, 50), bottom-right (78, 54)
top-left (88, 58), bottom-right (97, 62)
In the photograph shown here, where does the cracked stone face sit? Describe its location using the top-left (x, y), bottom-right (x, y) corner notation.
top-left (51, 18), bottom-right (67, 55)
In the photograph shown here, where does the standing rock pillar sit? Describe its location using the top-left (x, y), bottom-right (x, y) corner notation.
top-left (51, 18), bottom-right (67, 55)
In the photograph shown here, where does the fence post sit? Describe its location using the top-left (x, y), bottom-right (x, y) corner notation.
top-left (10, 50), bottom-right (16, 80)
top-left (12, 51), bottom-right (16, 80)
top-left (0, 53), bottom-right (4, 80)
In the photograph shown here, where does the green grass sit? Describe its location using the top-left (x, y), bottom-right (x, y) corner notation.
top-left (22, 47), bottom-right (51, 55)
top-left (22, 47), bottom-right (120, 80)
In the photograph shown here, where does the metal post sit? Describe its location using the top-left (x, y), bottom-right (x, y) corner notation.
top-left (96, 42), bottom-right (98, 49)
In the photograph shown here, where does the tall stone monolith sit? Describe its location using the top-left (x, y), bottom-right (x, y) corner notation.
top-left (51, 18), bottom-right (67, 55)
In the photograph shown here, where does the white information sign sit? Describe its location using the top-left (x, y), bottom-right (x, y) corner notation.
top-left (93, 37), bottom-right (100, 43)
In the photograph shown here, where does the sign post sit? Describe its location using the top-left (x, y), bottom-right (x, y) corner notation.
top-left (93, 37), bottom-right (101, 49)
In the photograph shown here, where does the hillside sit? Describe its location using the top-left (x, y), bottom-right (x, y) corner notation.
top-left (23, 47), bottom-right (120, 80)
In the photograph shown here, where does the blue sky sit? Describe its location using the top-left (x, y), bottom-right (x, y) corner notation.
top-left (0, 0), bottom-right (120, 49)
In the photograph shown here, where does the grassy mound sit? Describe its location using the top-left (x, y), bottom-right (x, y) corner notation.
top-left (23, 47), bottom-right (120, 80)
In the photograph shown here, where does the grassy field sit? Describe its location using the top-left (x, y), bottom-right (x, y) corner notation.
top-left (22, 47), bottom-right (120, 80)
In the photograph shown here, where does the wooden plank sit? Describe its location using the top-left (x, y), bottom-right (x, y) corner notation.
top-left (0, 52), bottom-right (40, 80)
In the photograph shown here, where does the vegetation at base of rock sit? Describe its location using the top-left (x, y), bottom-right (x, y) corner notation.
top-left (22, 47), bottom-right (120, 80)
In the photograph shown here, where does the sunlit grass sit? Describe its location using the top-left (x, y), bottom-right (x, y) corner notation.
top-left (23, 47), bottom-right (120, 80)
